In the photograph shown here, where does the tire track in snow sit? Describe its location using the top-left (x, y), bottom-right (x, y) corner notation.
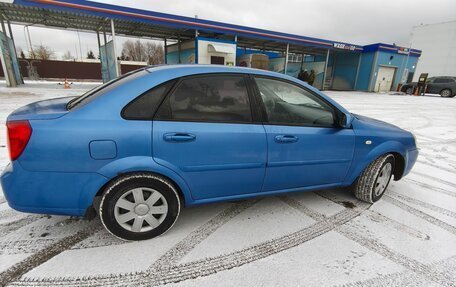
top-left (404, 178), bottom-right (456, 198)
top-left (144, 206), bottom-right (366, 287)
top-left (278, 195), bottom-right (326, 221)
top-left (339, 271), bottom-right (430, 287)
top-left (9, 196), bottom-right (367, 286)
top-left (6, 189), bottom-right (454, 286)
top-left (0, 216), bottom-right (45, 237)
top-left (418, 152), bottom-right (456, 165)
top-left (305, 193), bottom-right (455, 287)
top-left (412, 171), bottom-right (456, 190)
top-left (384, 195), bottom-right (456, 236)
top-left (286, 193), bottom-right (430, 243)
top-left (417, 159), bottom-right (456, 174)
top-left (0, 217), bottom-right (90, 255)
top-left (389, 191), bottom-right (456, 219)
top-left (364, 210), bottom-right (430, 241)
top-left (0, 219), bottom-right (101, 287)
top-left (0, 239), bottom-right (55, 256)
top-left (282, 193), bottom-right (429, 241)
top-left (336, 225), bottom-right (456, 287)
top-left (337, 255), bottom-right (456, 287)
top-left (337, 224), bottom-right (455, 287)
top-left (149, 199), bottom-right (260, 269)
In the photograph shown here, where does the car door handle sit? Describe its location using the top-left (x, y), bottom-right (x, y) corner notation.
top-left (274, 135), bottom-right (298, 143)
top-left (163, 133), bottom-right (196, 142)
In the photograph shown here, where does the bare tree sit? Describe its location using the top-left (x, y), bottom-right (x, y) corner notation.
top-left (121, 39), bottom-right (164, 65)
top-left (121, 39), bottom-right (141, 61)
top-left (32, 44), bottom-right (54, 60)
top-left (62, 50), bottom-right (74, 60)
top-left (144, 42), bottom-right (164, 65)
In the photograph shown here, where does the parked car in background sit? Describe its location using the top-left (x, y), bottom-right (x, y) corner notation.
top-left (401, 76), bottom-right (456, 97)
top-left (1, 65), bottom-right (418, 241)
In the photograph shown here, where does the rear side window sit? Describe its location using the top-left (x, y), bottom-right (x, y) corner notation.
top-left (156, 75), bottom-right (252, 123)
top-left (122, 80), bottom-right (176, 120)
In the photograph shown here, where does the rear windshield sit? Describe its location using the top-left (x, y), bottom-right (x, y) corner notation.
top-left (66, 68), bottom-right (148, 110)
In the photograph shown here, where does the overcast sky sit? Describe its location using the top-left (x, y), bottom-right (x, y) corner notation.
top-left (11, 0), bottom-right (456, 60)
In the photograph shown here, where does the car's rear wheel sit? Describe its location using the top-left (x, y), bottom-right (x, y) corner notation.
top-left (100, 173), bottom-right (181, 241)
top-left (353, 154), bottom-right (395, 203)
top-left (440, 89), bottom-right (453, 98)
top-left (405, 87), bottom-right (414, 95)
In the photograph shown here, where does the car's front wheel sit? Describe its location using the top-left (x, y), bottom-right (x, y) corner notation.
top-left (99, 173), bottom-right (181, 241)
top-left (440, 89), bottom-right (453, 98)
top-left (354, 154), bottom-right (395, 203)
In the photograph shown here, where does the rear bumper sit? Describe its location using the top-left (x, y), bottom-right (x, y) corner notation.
top-left (1, 162), bottom-right (108, 216)
top-left (403, 148), bottom-right (419, 177)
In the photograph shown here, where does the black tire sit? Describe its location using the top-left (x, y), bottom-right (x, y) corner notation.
top-left (100, 173), bottom-right (181, 241)
top-left (354, 154), bottom-right (395, 203)
top-left (405, 87), bottom-right (414, 95)
top-left (440, 89), bottom-right (453, 98)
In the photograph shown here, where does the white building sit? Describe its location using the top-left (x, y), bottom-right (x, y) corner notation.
top-left (412, 21), bottom-right (456, 81)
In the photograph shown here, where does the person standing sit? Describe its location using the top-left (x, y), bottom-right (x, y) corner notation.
top-left (303, 69), bottom-right (309, 82)
top-left (308, 70), bottom-right (315, 86)
top-left (298, 69), bottom-right (305, 81)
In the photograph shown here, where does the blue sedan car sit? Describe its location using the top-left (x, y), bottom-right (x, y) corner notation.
top-left (1, 65), bottom-right (418, 240)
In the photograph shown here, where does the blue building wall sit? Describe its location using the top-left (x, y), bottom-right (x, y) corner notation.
top-left (236, 48), bottom-right (281, 59)
top-left (166, 48), bottom-right (196, 64)
top-left (355, 52), bottom-right (375, 91)
top-left (164, 36), bottom-right (421, 92)
top-left (369, 51), bottom-right (419, 91)
top-left (331, 51), bottom-right (360, 90)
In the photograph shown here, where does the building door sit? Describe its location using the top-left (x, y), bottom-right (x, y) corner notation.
top-left (210, 56), bottom-right (225, 65)
top-left (375, 66), bottom-right (396, 92)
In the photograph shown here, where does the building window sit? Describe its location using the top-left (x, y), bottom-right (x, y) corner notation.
top-left (287, 54), bottom-right (302, 63)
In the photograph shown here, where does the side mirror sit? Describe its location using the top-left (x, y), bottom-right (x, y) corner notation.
top-left (337, 113), bottom-right (349, 128)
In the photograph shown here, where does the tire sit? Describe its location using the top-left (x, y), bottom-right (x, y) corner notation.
top-left (99, 173), bottom-right (181, 241)
top-left (354, 154), bottom-right (395, 203)
top-left (440, 89), bottom-right (453, 98)
top-left (405, 87), bottom-right (414, 95)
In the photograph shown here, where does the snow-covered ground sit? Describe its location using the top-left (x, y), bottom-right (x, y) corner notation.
top-left (0, 82), bottom-right (455, 287)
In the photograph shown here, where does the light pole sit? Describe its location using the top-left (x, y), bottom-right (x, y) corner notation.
top-left (24, 24), bottom-right (35, 59)
top-left (402, 29), bottom-right (414, 83)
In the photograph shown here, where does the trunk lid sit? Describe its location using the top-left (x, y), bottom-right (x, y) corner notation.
top-left (7, 97), bottom-right (75, 121)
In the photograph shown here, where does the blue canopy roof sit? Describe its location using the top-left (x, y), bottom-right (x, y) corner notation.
top-left (5, 0), bottom-right (420, 56)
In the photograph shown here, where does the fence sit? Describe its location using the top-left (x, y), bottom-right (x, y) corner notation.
top-left (0, 58), bottom-right (147, 81)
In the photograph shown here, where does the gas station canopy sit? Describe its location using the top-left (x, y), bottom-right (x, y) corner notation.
top-left (0, 0), bottom-right (422, 91)
top-left (0, 0), bottom-right (364, 55)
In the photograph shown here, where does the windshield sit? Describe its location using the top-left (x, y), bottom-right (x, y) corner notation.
top-left (66, 68), bottom-right (148, 110)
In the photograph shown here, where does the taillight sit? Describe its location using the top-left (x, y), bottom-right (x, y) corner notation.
top-left (6, 120), bottom-right (32, 161)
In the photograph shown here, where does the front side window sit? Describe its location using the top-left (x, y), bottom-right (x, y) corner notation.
top-left (156, 75), bottom-right (252, 123)
top-left (255, 77), bottom-right (335, 126)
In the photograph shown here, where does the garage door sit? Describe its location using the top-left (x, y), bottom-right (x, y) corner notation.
top-left (374, 66), bottom-right (396, 92)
